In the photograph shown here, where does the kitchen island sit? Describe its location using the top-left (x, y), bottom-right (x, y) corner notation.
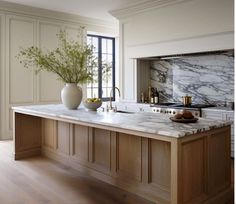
top-left (13, 104), bottom-right (233, 204)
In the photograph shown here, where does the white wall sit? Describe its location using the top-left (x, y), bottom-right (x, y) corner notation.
top-left (112, 0), bottom-right (234, 102)
top-left (124, 0), bottom-right (233, 58)
top-left (0, 1), bottom-right (118, 140)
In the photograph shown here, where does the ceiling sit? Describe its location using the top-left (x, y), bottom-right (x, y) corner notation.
top-left (2, 0), bottom-right (151, 22)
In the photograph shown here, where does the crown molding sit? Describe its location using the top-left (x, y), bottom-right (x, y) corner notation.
top-left (0, 0), bottom-right (117, 29)
top-left (110, 0), bottom-right (189, 20)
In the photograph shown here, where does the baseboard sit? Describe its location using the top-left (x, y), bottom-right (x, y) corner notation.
top-left (14, 147), bottom-right (41, 160)
top-left (205, 188), bottom-right (234, 204)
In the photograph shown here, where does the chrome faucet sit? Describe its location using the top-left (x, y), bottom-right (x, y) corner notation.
top-left (109, 87), bottom-right (121, 111)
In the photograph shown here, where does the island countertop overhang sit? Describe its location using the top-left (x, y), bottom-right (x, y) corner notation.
top-left (12, 104), bottom-right (231, 138)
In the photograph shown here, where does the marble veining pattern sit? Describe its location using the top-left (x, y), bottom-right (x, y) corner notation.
top-left (13, 104), bottom-right (231, 138)
top-left (150, 51), bottom-right (234, 105)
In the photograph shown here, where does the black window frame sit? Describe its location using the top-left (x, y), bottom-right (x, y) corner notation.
top-left (87, 34), bottom-right (116, 101)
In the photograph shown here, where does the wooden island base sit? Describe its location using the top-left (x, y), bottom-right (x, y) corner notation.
top-left (13, 112), bottom-right (233, 204)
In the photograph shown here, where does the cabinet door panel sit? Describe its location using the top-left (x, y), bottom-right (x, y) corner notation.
top-left (72, 124), bottom-right (89, 164)
top-left (117, 133), bottom-right (142, 181)
top-left (208, 129), bottom-right (231, 194)
top-left (42, 118), bottom-right (56, 150)
top-left (202, 110), bottom-right (234, 158)
top-left (15, 113), bottom-right (41, 151)
top-left (181, 138), bottom-right (206, 203)
top-left (38, 22), bottom-right (63, 103)
top-left (150, 139), bottom-right (171, 191)
top-left (57, 121), bottom-right (70, 155)
top-left (90, 128), bottom-right (111, 173)
top-left (201, 110), bottom-right (223, 120)
top-left (123, 57), bottom-right (136, 101)
top-left (8, 17), bottom-right (35, 104)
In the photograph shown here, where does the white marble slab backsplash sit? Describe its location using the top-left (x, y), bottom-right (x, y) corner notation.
top-left (150, 51), bottom-right (234, 105)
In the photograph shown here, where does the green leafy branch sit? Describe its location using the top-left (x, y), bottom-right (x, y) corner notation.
top-left (17, 29), bottom-right (97, 84)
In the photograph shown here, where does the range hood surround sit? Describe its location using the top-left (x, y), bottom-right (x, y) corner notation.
top-left (119, 0), bottom-right (234, 59)
top-left (126, 31), bottom-right (234, 59)
top-left (137, 50), bottom-right (234, 105)
top-left (112, 0), bottom-right (233, 102)
top-left (137, 50), bottom-right (234, 60)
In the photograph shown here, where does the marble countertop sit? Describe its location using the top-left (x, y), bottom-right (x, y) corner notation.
top-left (12, 104), bottom-right (231, 138)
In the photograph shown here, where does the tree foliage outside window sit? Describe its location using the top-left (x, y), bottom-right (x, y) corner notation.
top-left (87, 35), bottom-right (115, 101)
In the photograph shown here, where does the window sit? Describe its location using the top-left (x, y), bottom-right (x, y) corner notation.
top-left (87, 34), bottom-right (115, 101)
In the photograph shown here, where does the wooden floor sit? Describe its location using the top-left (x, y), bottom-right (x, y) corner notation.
top-left (0, 141), bottom-right (154, 204)
top-left (0, 141), bottom-right (234, 204)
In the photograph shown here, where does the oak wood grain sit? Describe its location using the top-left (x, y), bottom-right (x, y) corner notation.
top-left (72, 124), bottom-right (89, 163)
top-left (117, 133), bottom-right (142, 181)
top-left (42, 118), bottom-right (56, 151)
top-left (56, 121), bottom-right (70, 155)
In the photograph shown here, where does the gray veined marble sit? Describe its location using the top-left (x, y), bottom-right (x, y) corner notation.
top-left (13, 104), bottom-right (231, 138)
top-left (150, 51), bottom-right (234, 105)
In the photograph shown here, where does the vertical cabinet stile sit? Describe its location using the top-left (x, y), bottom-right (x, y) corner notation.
top-left (69, 123), bottom-right (74, 156)
top-left (141, 137), bottom-right (149, 184)
top-left (111, 131), bottom-right (118, 176)
top-left (56, 121), bottom-right (70, 155)
top-left (42, 118), bottom-right (56, 152)
top-left (72, 124), bottom-right (89, 165)
top-left (170, 138), bottom-right (179, 204)
top-left (88, 127), bottom-right (93, 163)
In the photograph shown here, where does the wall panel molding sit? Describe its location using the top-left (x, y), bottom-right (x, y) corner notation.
top-left (0, 0), bottom-right (116, 30)
top-left (7, 16), bottom-right (36, 104)
top-left (37, 21), bottom-right (63, 103)
top-left (0, 3), bottom-right (117, 140)
top-left (110, 0), bottom-right (188, 20)
top-left (0, 14), bottom-right (7, 139)
top-left (5, 15), bottom-right (37, 139)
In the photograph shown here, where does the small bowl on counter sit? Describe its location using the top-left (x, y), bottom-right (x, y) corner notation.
top-left (83, 98), bottom-right (102, 111)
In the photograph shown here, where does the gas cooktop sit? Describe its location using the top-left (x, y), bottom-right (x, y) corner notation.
top-left (151, 103), bottom-right (215, 109)
top-left (151, 103), bottom-right (215, 117)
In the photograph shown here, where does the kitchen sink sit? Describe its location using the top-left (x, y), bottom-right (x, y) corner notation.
top-left (116, 110), bottom-right (134, 114)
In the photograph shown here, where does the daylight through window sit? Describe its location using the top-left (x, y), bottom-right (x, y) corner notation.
top-left (87, 34), bottom-right (115, 101)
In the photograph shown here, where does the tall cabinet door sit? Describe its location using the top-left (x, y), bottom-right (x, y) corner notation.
top-left (120, 22), bottom-right (137, 102)
top-left (37, 21), bottom-right (63, 103)
top-left (6, 15), bottom-right (36, 139)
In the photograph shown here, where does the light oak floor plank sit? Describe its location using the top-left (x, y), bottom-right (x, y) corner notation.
top-left (0, 141), bottom-right (154, 204)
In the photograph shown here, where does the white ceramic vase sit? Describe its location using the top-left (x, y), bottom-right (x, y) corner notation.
top-left (61, 83), bottom-right (82, 109)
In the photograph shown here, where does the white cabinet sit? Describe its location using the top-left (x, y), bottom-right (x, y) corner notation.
top-left (202, 109), bottom-right (234, 157)
top-left (223, 112), bottom-right (234, 158)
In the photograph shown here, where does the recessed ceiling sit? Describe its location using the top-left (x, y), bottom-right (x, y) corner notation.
top-left (2, 0), bottom-right (151, 22)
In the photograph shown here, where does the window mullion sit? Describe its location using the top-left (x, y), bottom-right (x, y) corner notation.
top-left (112, 38), bottom-right (115, 101)
top-left (98, 37), bottom-right (102, 98)
top-left (87, 34), bottom-right (115, 101)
